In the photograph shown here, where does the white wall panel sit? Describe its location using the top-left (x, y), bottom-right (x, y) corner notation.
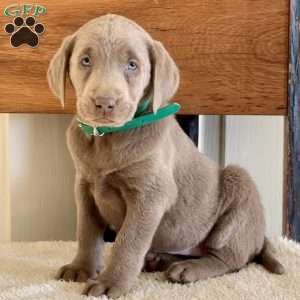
top-left (0, 114), bottom-right (10, 242)
top-left (224, 116), bottom-right (284, 237)
top-left (198, 116), bottom-right (222, 164)
top-left (9, 114), bottom-right (76, 241)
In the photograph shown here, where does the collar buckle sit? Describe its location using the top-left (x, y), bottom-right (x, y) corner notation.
top-left (93, 127), bottom-right (105, 137)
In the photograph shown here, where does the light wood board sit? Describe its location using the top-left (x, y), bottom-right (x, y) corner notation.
top-left (0, 0), bottom-right (289, 115)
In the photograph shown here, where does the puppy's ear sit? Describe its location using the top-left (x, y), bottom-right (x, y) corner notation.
top-left (150, 41), bottom-right (180, 113)
top-left (47, 35), bottom-right (75, 107)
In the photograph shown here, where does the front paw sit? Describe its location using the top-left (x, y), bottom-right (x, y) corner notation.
top-left (83, 275), bottom-right (130, 298)
top-left (55, 263), bottom-right (100, 283)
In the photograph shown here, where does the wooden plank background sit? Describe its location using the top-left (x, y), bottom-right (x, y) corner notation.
top-left (0, 0), bottom-right (289, 115)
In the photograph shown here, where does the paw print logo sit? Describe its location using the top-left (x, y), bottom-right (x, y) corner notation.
top-left (4, 16), bottom-right (45, 48)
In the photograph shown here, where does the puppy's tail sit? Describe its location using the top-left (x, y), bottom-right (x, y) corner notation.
top-left (255, 237), bottom-right (285, 274)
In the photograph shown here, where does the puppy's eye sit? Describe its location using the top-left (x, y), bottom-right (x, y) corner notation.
top-left (81, 56), bottom-right (92, 67)
top-left (127, 60), bottom-right (138, 71)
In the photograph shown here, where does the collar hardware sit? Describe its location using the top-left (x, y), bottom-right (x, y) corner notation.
top-left (93, 127), bottom-right (105, 137)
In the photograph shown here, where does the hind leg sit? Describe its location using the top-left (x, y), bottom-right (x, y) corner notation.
top-left (167, 165), bottom-right (265, 284)
top-left (206, 165), bottom-right (265, 251)
top-left (166, 250), bottom-right (234, 283)
top-left (143, 252), bottom-right (188, 272)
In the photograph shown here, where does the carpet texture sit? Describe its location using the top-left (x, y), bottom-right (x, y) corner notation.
top-left (0, 237), bottom-right (299, 300)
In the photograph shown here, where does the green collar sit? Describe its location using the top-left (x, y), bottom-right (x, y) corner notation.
top-left (77, 100), bottom-right (181, 136)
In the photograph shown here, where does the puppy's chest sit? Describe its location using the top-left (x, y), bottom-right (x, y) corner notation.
top-left (92, 173), bottom-right (127, 231)
top-left (71, 140), bottom-right (116, 179)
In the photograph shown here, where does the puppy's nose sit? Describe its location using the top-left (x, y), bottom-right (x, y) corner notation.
top-left (93, 96), bottom-right (116, 113)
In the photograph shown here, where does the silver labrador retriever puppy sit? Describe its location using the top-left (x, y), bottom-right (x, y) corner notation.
top-left (47, 14), bottom-right (284, 298)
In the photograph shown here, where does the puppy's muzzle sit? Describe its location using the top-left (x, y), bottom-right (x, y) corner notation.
top-left (92, 95), bottom-right (117, 115)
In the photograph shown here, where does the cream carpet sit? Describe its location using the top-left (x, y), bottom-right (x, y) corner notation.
top-left (0, 237), bottom-right (299, 300)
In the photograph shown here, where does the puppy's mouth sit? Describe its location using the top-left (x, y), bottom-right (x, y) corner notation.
top-left (89, 117), bottom-right (126, 127)
top-left (77, 102), bottom-right (135, 128)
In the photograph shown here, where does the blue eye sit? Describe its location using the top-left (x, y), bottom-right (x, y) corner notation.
top-left (81, 56), bottom-right (91, 67)
top-left (127, 60), bottom-right (138, 71)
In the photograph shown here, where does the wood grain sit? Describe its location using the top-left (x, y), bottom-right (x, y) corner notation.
top-left (0, 0), bottom-right (289, 115)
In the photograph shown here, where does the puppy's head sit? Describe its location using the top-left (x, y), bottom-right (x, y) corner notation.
top-left (47, 14), bottom-right (179, 127)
